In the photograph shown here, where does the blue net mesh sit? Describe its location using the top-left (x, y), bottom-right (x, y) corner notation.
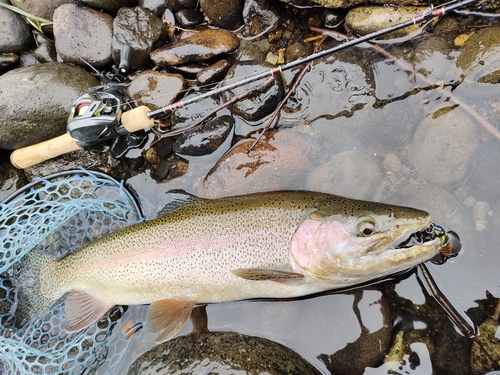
top-left (0, 170), bottom-right (144, 374)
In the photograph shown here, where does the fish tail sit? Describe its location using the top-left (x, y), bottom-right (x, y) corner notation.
top-left (15, 248), bottom-right (61, 327)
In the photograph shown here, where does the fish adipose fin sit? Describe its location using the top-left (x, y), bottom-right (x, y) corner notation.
top-left (231, 268), bottom-right (305, 281)
top-left (65, 290), bottom-right (114, 331)
top-left (147, 298), bottom-right (196, 342)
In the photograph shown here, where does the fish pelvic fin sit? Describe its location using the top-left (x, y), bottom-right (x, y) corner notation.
top-left (147, 298), bottom-right (196, 342)
top-left (231, 268), bottom-right (305, 281)
top-left (65, 290), bottom-right (114, 332)
top-left (15, 248), bottom-right (61, 328)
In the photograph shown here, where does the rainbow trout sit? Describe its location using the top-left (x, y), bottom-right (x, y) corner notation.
top-left (18, 191), bottom-right (444, 341)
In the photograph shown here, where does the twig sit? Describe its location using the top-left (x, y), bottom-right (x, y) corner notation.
top-left (310, 26), bottom-right (500, 143)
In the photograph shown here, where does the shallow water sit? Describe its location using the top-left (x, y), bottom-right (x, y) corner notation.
top-left (94, 24), bottom-right (500, 374)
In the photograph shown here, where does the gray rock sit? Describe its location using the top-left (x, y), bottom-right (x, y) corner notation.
top-left (113, 6), bottom-right (167, 70)
top-left (127, 330), bottom-right (321, 375)
top-left (221, 60), bottom-right (284, 122)
top-left (13, 0), bottom-right (76, 21)
top-left (32, 31), bottom-right (57, 63)
top-left (242, 0), bottom-right (283, 39)
top-left (139, 0), bottom-right (177, 16)
top-left (151, 29), bottom-right (240, 66)
top-left (456, 26), bottom-right (500, 85)
top-left (173, 115), bottom-right (234, 157)
top-left (199, 0), bottom-right (244, 30)
top-left (306, 149), bottom-right (383, 201)
top-left (79, 0), bottom-right (138, 12)
top-left (0, 62), bottom-right (99, 150)
top-left (53, 4), bottom-right (113, 68)
top-left (0, 4), bottom-right (33, 53)
top-left (201, 129), bottom-right (311, 198)
top-left (125, 70), bottom-right (185, 111)
top-left (410, 106), bottom-right (479, 186)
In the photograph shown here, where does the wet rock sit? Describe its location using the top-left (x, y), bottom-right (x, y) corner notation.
top-left (0, 4), bottom-right (33, 53)
top-left (346, 6), bottom-right (432, 39)
top-left (161, 9), bottom-right (177, 39)
top-left (173, 115), bottom-right (234, 157)
top-left (285, 41), bottom-right (313, 63)
top-left (0, 62), bottom-right (99, 150)
top-left (307, 149), bottom-right (383, 201)
top-left (197, 59), bottom-right (231, 86)
top-left (472, 201), bottom-right (490, 232)
top-left (53, 4), bottom-right (113, 68)
top-left (456, 26), bottom-right (500, 84)
top-left (324, 10), bottom-right (343, 28)
top-left (151, 29), bottom-right (240, 66)
top-left (410, 106), bottom-right (479, 186)
top-left (79, 0), bottom-right (138, 13)
top-left (141, 0), bottom-right (176, 16)
top-left (317, 290), bottom-right (392, 375)
top-left (221, 60), bottom-right (284, 122)
top-left (412, 36), bottom-right (452, 81)
top-left (0, 159), bottom-right (29, 201)
top-left (14, 0), bottom-right (76, 21)
top-left (125, 70), bottom-right (185, 111)
top-left (33, 31), bottom-right (57, 63)
top-left (127, 330), bottom-right (321, 375)
top-left (463, 140), bottom-right (500, 201)
top-left (471, 318), bottom-right (500, 375)
top-left (113, 6), bottom-right (167, 70)
top-left (242, 0), bottom-right (283, 39)
top-left (201, 129), bottom-right (311, 198)
top-left (178, 0), bottom-right (198, 8)
top-left (307, 0), bottom-right (499, 11)
top-left (174, 8), bottom-right (204, 28)
top-left (154, 137), bottom-right (173, 159)
top-left (0, 53), bottom-right (19, 71)
top-left (199, 0), bottom-right (244, 30)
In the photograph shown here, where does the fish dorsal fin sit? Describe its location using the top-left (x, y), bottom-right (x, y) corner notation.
top-left (231, 268), bottom-right (305, 281)
top-left (65, 290), bottom-right (114, 331)
top-left (147, 298), bottom-right (196, 342)
top-left (157, 190), bottom-right (202, 217)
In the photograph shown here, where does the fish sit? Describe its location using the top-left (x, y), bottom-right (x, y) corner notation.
top-left (16, 190), bottom-right (443, 342)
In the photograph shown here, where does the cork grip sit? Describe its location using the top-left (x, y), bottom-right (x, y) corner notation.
top-left (121, 105), bottom-right (154, 133)
top-left (10, 133), bottom-right (83, 169)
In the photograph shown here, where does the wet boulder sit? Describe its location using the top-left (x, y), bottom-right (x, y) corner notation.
top-left (13, 0), bottom-right (76, 21)
top-left (0, 4), bottom-right (34, 53)
top-left (221, 60), bottom-right (284, 122)
top-left (151, 29), bottom-right (240, 66)
top-left (173, 115), bottom-right (235, 158)
top-left (0, 62), bottom-right (99, 150)
top-left (409, 106), bottom-right (479, 186)
top-left (53, 4), bottom-right (113, 68)
top-left (127, 330), bottom-right (321, 375)
top-left (199, 0), bottom-right (244, 30)
top-left (113, 6), bottom-right (167, 70)
top-left (125, 70), bottom-right (185, 110)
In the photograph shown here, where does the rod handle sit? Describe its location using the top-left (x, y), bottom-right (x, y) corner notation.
top-left (121, 105), bottom-right (154, 133)
top-left (10, 133), bottom-right (82, 169)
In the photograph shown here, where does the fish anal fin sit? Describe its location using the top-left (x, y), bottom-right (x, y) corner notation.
top-left (147, 298), bottom-right (196, 342)
top-left (65, 290), bottom-right (114, 332)
top-left (231, 268), bottom-right (305, 281)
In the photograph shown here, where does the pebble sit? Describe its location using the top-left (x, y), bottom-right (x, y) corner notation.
top-left (0, 4), bottom-right (33, 53)
top-left (113, 6), bottom-right (167, 70)
top-left (221, 60), bottom-right (284, 122)
top-left (196, 59), bottom-right (231, 86)
top-left (0, 62), bottom-right (99, 150)
top-left (410, 106), bottom-right (479, 186)
top-left (174, 8), bottom-right (204, 28)
top-left (307, 149), bottom-right (383, 201)
top-left (125, 70), bottom-right (185, 111)
top-left (151, 29), bottom-right (240, 66)
top-left (53, 4), bottom-right (113, 68)
top-left (173, 115), bottom-right (235, 158)
top-left (33, 31), bottom-right (57, 63)
top-left (199, 0), bottom-right (244, 30)
top-left (472, 201), bottom-right (490, 232)
top-left (201, 129), bottom-right (311, 198)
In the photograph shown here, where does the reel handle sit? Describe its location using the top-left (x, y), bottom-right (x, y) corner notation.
top-left (10, 106), bottom-right (154, 169)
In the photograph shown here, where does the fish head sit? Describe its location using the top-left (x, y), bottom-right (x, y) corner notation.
top-left (290, 197), bottom-right (442, 285)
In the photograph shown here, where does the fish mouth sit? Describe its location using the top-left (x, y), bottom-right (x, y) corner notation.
top-left (395, 224), bottom-right (437, 249)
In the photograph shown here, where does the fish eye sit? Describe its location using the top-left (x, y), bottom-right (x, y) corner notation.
top-left (356, 217), bottom-right (376, 237)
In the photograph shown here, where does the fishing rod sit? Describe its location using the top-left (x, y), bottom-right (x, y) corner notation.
top-left (10, 0), bottom-right (479, 169)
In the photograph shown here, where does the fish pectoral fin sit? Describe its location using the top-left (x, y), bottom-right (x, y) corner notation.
top-left (65, 290), bottom-right (114, 332)
top-left (147, 298), bottom-right (196, 342)
top-left (231, 268), bottom-right (305, 281)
